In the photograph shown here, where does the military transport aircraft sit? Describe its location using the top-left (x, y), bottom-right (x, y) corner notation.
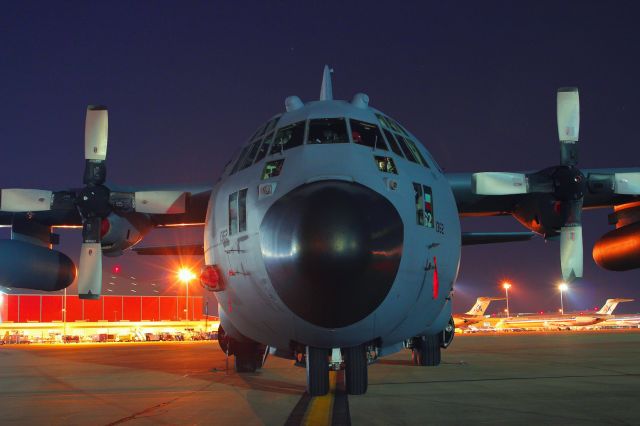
top-left (1, 66), bottom-right (640, 396)
top-left (452, 297), bottom-right (505, 329)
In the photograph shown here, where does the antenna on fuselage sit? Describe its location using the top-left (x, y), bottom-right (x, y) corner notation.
top-left (320, 65), bottom-right (334, 101)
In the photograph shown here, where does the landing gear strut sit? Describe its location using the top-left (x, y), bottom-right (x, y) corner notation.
top-left (218, 325), bottom-right (265, 373)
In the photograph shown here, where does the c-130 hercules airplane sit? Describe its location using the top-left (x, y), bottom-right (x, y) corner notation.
top-left (1, 66), bottom-right (640, 395)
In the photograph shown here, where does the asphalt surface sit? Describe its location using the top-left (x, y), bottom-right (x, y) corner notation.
top-left (1, 330), bottom-right (639, 425)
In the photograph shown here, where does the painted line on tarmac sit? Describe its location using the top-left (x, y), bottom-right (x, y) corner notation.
top-left (284, 371), bottom-right (351, 426)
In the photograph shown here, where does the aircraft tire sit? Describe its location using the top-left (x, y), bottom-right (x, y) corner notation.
top-left (344, 344), bottom-right (368, 395)
top-left (234, 342), bottom-right (259, 373)
top-left (306, 346), bottom-right (329, 396)
top-left (413, 335), bottom-right (441, 366)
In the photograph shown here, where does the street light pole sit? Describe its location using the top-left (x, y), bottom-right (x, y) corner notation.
top-left (62, 288), bottom-right (67, 340)
top-left (502, 282), bottom-right (511, 318)
top-left (559, 283), bottom-right (568, 314)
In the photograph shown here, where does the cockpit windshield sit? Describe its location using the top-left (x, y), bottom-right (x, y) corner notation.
top-left (307, 118), bottom-right (348, 144)
top-left (269, 121), bottom-right (305, 154)
top-left (350, 119), bottom-right (388, 150)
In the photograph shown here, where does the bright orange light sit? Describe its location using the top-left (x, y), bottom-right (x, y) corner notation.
top-left (177, 268), bottom-right (196, 283)
top-left (502, 282), bottom-right (512, 290)
top-left (559, 283), bottom-right (569, 292)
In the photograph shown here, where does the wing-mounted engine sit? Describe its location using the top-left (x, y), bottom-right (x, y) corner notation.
top-left (0, 106), bottom-right (190, 298)
top-left (100, 213), bottom-right (153, 256)
top-left (593, 202), bottom-right (640, 271)
top-left (470, 88), bottom-right (640, 281)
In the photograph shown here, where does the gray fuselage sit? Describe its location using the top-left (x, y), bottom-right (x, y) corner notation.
top-left (204, 99), bottom-right (461, 353)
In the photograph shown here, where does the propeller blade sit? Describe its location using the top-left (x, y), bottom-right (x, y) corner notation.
top-left (613, 172), bottom-right (640, 195)
top-left (133, 191), bottom-right (187, 214)
top-left (85, 106), bottom-right (108, 161)
top-left (77, 242), bottom-right (102, 300)
top-left (471, 172), bottom-right (528, 195)
top-left (557, 88), bottom-right (580, 142)
top-left (560, 225), bottom-right (583, 281)
top-left (0, 189), bottom-right (53, 212)
top-left (78, 217), bottom-right (102, 299)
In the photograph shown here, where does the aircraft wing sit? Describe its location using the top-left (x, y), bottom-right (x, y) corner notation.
top-left (0, 184), bottom-right (212, 228)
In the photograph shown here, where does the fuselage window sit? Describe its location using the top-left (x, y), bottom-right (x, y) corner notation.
top-left (262, 159), bottom-right (285, 180)
top-left (413, 183), bottom-right (434, 228)
top-left (307, 118), bottom-right (349, 144)
top-left (228, 191), bottom-right (238, 235)
top-left (374, 156), bottom-right (397, 174)
top-left (382, 129), bottom-right (405, 158)
top-left (254, 131), bottom-right (274, 164)
top-left (269, 121), bottom-right (305, 154)
top-left (228, 188), bottom-right (248, 235)
top-left (350, 119), bottom-right (388, 150)
top-left (238, 188), bottom-right (248, 233)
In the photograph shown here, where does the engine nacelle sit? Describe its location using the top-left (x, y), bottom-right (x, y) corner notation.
top-left (593, 222), bottom-right (640, 271)
top-left (0, 240), bottom-right (76, 291)
top-left (512, 194), bottom-right (565, 237)
top-left (100, 213), bottom-right (152, 256)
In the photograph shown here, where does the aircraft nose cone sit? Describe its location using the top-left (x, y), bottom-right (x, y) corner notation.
top-left (260, 180), bottom-right (403, 328)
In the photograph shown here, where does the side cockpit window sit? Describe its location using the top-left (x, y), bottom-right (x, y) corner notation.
top-left (307, 118), bottom-right (348, 144)
top-left (231, 116), bottom-right (281, 175)
top-left (270, 121), bottom-right (305, 154)
top-left (376, 114), bottom-right (430, 168)
top-left (350, 119), bottom-right (388, 150)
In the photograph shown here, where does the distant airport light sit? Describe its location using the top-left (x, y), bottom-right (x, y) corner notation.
top-left (502, 282), bottom-right (511, 290)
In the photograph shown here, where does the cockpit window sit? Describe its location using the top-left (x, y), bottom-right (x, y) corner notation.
top-left (307, 118), bottom-right (348, 144)
top-left (350, 119), bottom-right (388, 150)
top-left (376, 113), bottom-right (430, 168)
top-left (269, 121), bottom-right (305, 154)
top-left (382, 129), bottom-right (405, 158)
top-left (239, 139), bottom-right (262, 170)
top-left (230, 145), bottom-right (251, 175)
top-left (253, 131), bottom-right (273, 164)
top-left (375, 156), bottom-right (397, 174)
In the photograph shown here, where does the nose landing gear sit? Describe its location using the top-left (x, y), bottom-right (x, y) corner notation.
top-left (303, 343), bottom-right (374, 396)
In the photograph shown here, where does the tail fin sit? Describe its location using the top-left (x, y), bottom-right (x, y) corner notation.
top-left (465, 297), bottom-right (506, 316)
top-left (597, 298), bottom-right (634, 315)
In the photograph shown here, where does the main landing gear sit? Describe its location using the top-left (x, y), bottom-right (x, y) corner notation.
top-left (409, 316), bottom-right (455, 366)
top-left (218, 325), bottom-right (266, 373)
top-left (304, 344), bottom-right (370, 396)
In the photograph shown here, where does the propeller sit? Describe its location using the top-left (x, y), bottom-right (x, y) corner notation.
top-left (0, 105), bottom-right (189, 299)
top-left (472, 88), bottom-right (640, 281)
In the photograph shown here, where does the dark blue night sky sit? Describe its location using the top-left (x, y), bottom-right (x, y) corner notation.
top-left (2, 1), bottom-right (640, 314)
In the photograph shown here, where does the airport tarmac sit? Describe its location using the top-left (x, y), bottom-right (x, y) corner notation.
top-left (1, 330), bottom-right (639, 425)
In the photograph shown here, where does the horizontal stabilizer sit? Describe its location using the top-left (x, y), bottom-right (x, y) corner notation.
top-left (133, 244), bottom-right (204, 255)
top-left (462, 232), bottom-right (535, 246)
